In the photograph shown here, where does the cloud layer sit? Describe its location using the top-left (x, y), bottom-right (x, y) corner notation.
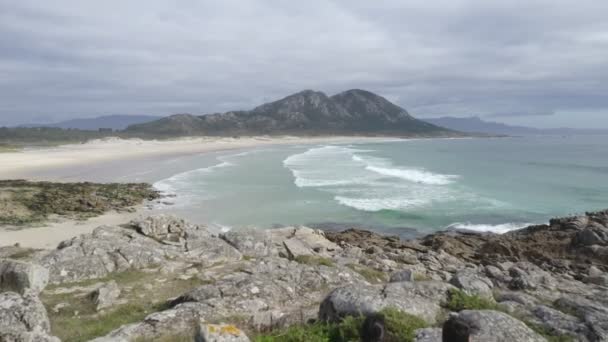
top-left (1, 0), bottom-right (607, 127)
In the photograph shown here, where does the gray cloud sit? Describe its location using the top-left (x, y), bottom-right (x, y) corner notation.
top-left (0, 0), bottom-right (607, 127)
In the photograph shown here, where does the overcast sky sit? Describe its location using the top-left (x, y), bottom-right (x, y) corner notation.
top-left (1, 0), bottom-right (607, 128)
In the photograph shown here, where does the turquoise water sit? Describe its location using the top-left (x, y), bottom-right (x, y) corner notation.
top-left (153, 136), bottom-right (608, 236)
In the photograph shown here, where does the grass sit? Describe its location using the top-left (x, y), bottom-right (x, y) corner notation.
top-left (42, 269), bottom-right (211, 342)
top-left (444, 289), bottom-right (497, 312)
top-left (253, 308), bottom-right (427, 342)
top-left (133, 332), bottom-right (195, 341)
top-left (346, 264), bottom-right (387, 284)
top-left (294, 255), bottom-right (335, 267)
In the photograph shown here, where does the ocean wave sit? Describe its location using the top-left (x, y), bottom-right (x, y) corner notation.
top-left (445, 222), bottom-right (532, 234)
top-left (365, 165), bottom-right (458, 185)
top-left (334, 196), bottom-right (429, 212)
top-left (152, 160), bottom-right (234, 202)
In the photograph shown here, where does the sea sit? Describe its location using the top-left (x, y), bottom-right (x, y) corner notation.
top-left (147, 135), bottom-right (608, 237)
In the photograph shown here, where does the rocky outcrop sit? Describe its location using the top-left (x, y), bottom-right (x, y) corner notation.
top-left (0, 259), bottom-right (49, 295)
top-left (38, 215), bottom-right (242, 284)
top-left (5, 210), bottom-right (608, 341)
top-left (443, 310), bottom-right (546, 342)
top-left (319, 281), bottom-right (454, 324)
top-left (0, 260), bottom-right (59, 342)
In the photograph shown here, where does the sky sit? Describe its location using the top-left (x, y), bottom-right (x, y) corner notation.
top-left (1, 1), bottom-right (607, 128)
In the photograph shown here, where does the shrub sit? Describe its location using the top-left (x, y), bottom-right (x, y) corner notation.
top-left (445, 289), bottom-right (497, 311)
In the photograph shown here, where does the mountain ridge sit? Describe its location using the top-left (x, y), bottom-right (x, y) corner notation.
top-left (127, 89), bottom-right (451, 136)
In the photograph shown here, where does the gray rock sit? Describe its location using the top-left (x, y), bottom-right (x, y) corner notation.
top-left (508, 262), bottom-right (556, 291)
top-left (132, 214), bottom-right (196, 242)
top-left (319, 281), bottom-right (454, 324)
top-left (89, 280), bottom-right (121, 311)
top-left (0, 259), bottom-right (49, 295)
top-left (271, 227), bottom-right (342, 259)
top-left (572, 227), bottom-right (608, 247)
top-left (443, 310), bottom-right (546, 342)
top-left (449, 268), bottom-right (494, 299)
top-left (414, 327), bottom-right (442, 342)
top-left (220, 228), bottom-right (272, 257)
top-left (531, 305), bottom-right (589, 341)
top-left (555, 296), bottom-right (608, 341)
top-left (39, 217), bottom-right (241, 284)
top-left (195, 323), bottom-right (250, 342)
top-left (389, 269), bottom-right (413, 282)
top-left (0, 292), bottom-right (59, 342)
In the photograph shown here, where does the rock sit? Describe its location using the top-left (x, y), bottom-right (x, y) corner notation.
top-left (449, 268), bottom-right (494, 299)
top-left (220, 228), bottom-right (272, 257)
top-left (195, 323), bottom-right (250, 342)
top-left (389, 269), bottom-right (413, 282)
top-left (132, 214), bottom-right (196, 242)
top-left (555, 296), bottom-right (608, 341)
top-left (442, 310), bottom-right (546, 342)
top-left (530, 305), bottom-right (589, 341)
top-left (319, 281), bottom-right (454, 324)
top-left (572, 227), bottom-right (608, 247)
top-left (0, 259), bottom-right (49, 295)
top-left (583, 274), bottom-right (608, 286)
top-left (39, 216), bottom-right (241, 284)
top-left (89, 280), bottom-right (121, 311)
top-left (508, 263), bottom-right (556, 291)
top-left (0, 292), bottom-right (59, 342)
top-left (272, 227), bottom-right (342, 259)
top-left (414, 328), bottom-right (442, 342)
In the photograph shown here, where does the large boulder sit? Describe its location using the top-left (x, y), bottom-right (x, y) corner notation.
top-left (195, 323), bottom-right (250, 342)
top-left (38, 216), bottom-right (241, 284)
top-left (220, 228), bottom-right (273, 257)
top-left (88, 280), bottom-right (121, 311)
top-left (449, 268), bottom-right (494, 299)
top-left (270, 227), bottom-right (342, 259)
top-left (0, 259), bottom-right (49, 295)
top-left (0, 292), bottom-right (59, 342)
top-left (319, 281), bottom-right (454, 324)
top-left (442, 310), bottom-right (546, 342)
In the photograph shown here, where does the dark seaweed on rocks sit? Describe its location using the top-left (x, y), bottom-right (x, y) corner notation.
top-left (0, 180), bottom-right (160, 225)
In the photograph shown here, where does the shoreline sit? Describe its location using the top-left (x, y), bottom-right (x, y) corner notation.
top-left (0, 135), bottom-right (405, 181)
top-left (0, 207), bottom-right (147, 249)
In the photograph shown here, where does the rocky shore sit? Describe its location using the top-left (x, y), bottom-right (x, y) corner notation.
top-left (0, 180), bottom-right (160, 226)
top-left (1, 209), bottom-right (607, 341)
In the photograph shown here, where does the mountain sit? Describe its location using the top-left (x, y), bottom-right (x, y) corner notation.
top-left (127, 89), bottom-right (450, 136)
top-left (21, 115), bottom-right (161, 131)
top-left (424, 116), bottom-right (608, 136)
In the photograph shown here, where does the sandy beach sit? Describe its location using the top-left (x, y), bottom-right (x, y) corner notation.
top-left (0, 135), bottom-right (393, 181)
top-left (0, 135), bottom-right (395, 248)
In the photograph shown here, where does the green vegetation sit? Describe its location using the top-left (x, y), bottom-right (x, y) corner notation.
top-left (413, 273), bottom-right (432, 281)
top-left (42, 269), bottom-right (210, 342)
top-left (445, 289), bottom-right (498, 312)
top-left (253, 308), bottom-right (427, 342)
top-left (346, 264), bottom-right (388, 283)
top-left (294, 255), bottom-right (335, 267)
top-left (0, 180), bottom-right (159, 226)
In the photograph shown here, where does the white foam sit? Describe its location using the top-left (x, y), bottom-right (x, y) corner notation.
top-left (334, 196), bottom-right (428, 212)
top-left (365, 165), bottom-right (458, 185)
top-left (445, 222), bottom-right (532, 234)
